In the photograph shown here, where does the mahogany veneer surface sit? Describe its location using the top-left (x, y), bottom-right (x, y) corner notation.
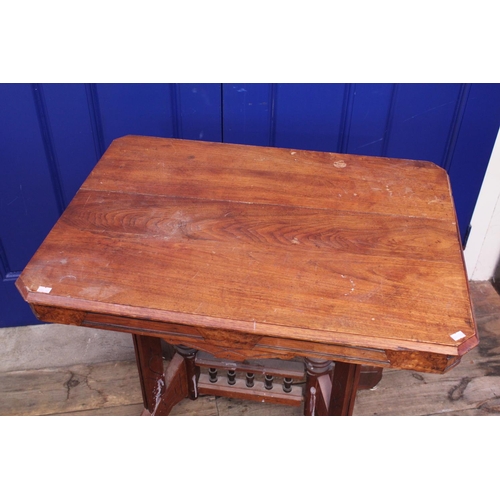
top-left (16, 136), bottom-right (477, 372)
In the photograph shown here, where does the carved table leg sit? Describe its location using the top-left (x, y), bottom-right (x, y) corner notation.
top-left (175, 345), bottom-right (199, 400)
top-left (133, 334), bottom-right (190, 416)
top-left (329, 361), bottom-right (361, 416)
top-left (132, 334), bottom-right (165, 415)
top-left (304, 358), bottom-right (334, 416)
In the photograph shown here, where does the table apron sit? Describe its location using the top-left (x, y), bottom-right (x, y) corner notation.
top-left (30, 304), bottom-right (461, 373)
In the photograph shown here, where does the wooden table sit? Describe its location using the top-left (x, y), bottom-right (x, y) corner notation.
top-left (16, 136), bottom-right (478, 416)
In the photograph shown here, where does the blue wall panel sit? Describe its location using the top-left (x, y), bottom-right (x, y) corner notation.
top-left (1, 83), bottom-right (500, 326)
top-left (384, 84), bottom-right (464, 165)
top-left (96, 83), bottom-right (176, 150)
top-left (42, 83), bottom-right (100, 204)
top-left (93, 83), bottom-right (222, 148)
top-left (176, 84), bottom-right (222, 142)
top-left (345, 84), bottom-right (395, 156)
top-left (224, 83), bottom-right (352, 151)
top-left (222, 84), bottom-right (274, 146)
top-left (273, 84), bottom-right (346, 151)
top-left (0, 85), bottom-right (61, 271)
top-left (0, 84), bottom-right (62, 326)
top-left (448, 84), bottom-right (500, 237)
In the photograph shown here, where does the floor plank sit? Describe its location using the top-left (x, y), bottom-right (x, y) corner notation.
top-left (216, 397), bottom-right (303, 416)
top-left (0, 361), bottom-right (143, 416)
top-left (53, 404), bottom-right (145, 416)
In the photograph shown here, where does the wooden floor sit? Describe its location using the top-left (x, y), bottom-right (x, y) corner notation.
top-left (2, 281), bottom-right (499, 416)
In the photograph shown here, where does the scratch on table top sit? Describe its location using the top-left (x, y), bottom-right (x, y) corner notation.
top-left (59, 275), bottom-right (77, 282)
top-left (344, 278), bottom-right (356, 296)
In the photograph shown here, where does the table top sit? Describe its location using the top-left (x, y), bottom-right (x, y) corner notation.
top-left (17, 135), bottom-right (478, 372)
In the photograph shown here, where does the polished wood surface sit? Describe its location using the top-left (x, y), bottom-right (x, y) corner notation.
top-left (17, 136), bottom-right (477, 376)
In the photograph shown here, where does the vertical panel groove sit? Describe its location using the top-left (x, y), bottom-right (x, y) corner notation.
top-left (268, 84), bottom-right (277, 147)
top-left (31, 84), bottom-right (66, 214)
top-left (0, 238), bottom-right (20, 280)
top-left (381, 83), bottom-right (398, 157)
top-left (220, 84), bottom-right (224, 142)
top-left (0, 238), bottom-right (10, 280)
top-left (85, 84), bottom-right (105, 158)
top-left (442, 83), bottom-right (471, 172)
top-left (170, 83), bottom-right (182, 138)
top-left (338, 84), bottom-right (355, 153)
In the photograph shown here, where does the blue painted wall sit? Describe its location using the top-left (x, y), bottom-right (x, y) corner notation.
top-left (1, 83), bottom-right (499, 327)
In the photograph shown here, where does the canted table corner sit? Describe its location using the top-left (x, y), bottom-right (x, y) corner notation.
top-left (16, 135), bottom-right (478, 416)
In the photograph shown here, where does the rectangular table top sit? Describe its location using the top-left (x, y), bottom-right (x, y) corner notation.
top-left (17, 135), bottom-right (478, 372)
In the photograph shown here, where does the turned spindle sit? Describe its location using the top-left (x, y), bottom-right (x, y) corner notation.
top-left (246, 372), bottom-right (255, 388)
top-left (283, 377), bottom-right (293, 393)
top-left (264, 374), bottom-right (274, 390)
top-left (208, 367), bottom-right (218, 383)
top-left (227, 370), bottom-right (236, 385)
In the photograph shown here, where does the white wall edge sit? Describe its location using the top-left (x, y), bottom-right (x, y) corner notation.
top-left (464, 127), bottom-right (500, 280)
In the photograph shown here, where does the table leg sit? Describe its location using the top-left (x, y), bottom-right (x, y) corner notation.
top-left (304, 358), bottom-right (334, 416)
top-left (175, 345), bottom-right (199, 400)
top-left (328, 361), bottom-right (361, 416)
top-left (133, 334), bottom-right (165, 414)
top-left (133, 334), bottom-right (190, 416)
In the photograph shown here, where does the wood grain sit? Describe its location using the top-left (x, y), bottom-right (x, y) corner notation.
top-left (16, 136), bottom-right (477, 373)
top-left (83, 136), bottom-right (456, 220)
top-left (0, 361), bottom-right (143, 416)
top-left (132, 334), bottom-right (164, 412)
top-left (329, 362), bottom-right (361, 415)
